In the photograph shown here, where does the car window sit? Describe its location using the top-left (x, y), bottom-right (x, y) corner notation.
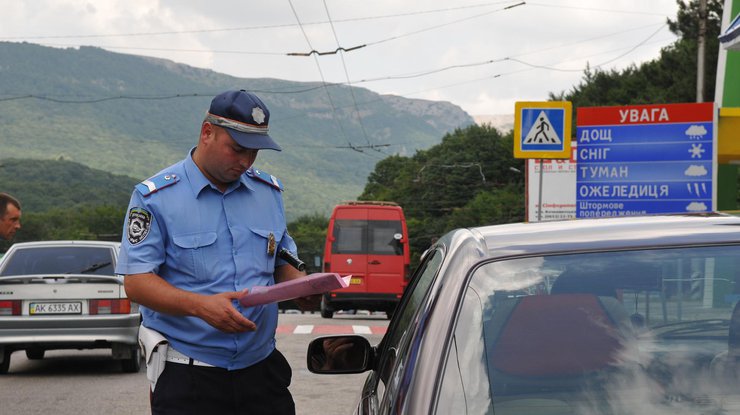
top-left (332, 220), bottom-right (365, 253)
top-left (369, 221), bottom-right (404, 255)
top-left (0, 246), bottom-right (115, 276)
top-left (437, 286), bottom-right (492, 414)
top-left (332, 219), bottom-right (403, 255)
top-left (376, 248), bottom-right (443, 409)
top-left (438, 244), bottom-right (740, 415)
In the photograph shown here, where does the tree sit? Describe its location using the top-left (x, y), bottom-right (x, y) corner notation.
top-left (287, 214), bottom-right (329, 274)
top-left (552, 0), bottom-right (723, 108)
top-left (445, 185), bottom-right (524, 230)
top-left (359, 124), bottom-right (525, 266)
top-left (1, 204), bottom-right (126, 252)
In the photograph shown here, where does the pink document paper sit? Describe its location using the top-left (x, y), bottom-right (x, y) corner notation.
top-left (238, 273), bottom-right (351, 308)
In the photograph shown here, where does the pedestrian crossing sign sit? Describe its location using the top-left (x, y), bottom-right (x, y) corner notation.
top-left (514, 101), bottom-right (572, 159)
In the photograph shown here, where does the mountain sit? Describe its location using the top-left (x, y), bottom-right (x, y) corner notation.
top-left (0, 42), bottom-right (473, 219)
top-left (473, 114), bottom-right (514, 133)
top-left (0, 158), bottom-right (138, 213)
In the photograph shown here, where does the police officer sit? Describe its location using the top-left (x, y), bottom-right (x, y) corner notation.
top-left (116, 90), bottom-right (308, 415)
top-left (0, 193), bottom-right (21, 241)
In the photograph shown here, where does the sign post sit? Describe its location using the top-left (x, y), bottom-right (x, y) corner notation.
top-left (514, 101), bottom-right (572, 221)
top-left (526, 147), bottom-right (577, 222)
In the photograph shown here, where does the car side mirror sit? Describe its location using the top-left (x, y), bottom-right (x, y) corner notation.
top-left (306, 335), bottom-right (373, 374)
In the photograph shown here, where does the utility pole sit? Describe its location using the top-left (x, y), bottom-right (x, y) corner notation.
top-left (697, 0), bottom-right (707, 102)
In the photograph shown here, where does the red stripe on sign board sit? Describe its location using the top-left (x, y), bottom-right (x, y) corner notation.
top-left (577, 102), bottom-right (714, 126)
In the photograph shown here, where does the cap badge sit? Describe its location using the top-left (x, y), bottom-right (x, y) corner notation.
top-left (252, 107), bottom-right (266, 124)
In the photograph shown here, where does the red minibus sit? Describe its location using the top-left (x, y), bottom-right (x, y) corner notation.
top-left (321, 201), bottom-right (410, 319)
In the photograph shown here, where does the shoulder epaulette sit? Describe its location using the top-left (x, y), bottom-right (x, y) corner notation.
top-left (247, 168), bottom-right (283, 191)
top-left (135, 172), bottom-right (181, 196)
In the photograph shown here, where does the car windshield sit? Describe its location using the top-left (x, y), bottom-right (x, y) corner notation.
top-left (0, 246), bottom-right (115, 276)
top-left (439, 244), bottom-right (740, 415)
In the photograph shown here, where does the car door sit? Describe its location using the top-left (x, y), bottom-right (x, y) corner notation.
top-left (356, 247), bottom-right (444, 414)
top-left (365, 208), bottom-right (405, 296)
top-left (329, 211), bottom-right (369, 288)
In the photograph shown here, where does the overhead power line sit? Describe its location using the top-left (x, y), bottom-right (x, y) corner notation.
top-left (363, 1), bottom-right (524, 48)
top-left (0, 31), bottom-right (672, 107)
top-left (6, 2), bottom-right (527, 59)
top-left (286, 45), bottom-right (366, 57)
top-left (416, 163), bottom-right (487, 183)
top-left (286, 0), bottom-right (362, 154)
top-left (285, 1), bottom-right (525, 57)
top-left (526, 2), bottom-right (671, 17)
top-left (351, 22), bottom-right (668, 83)
top-left (377, 35), bottom-right (673, 104)
top-left (0, 1), bottom-right (523, 41)
top-left (0, 1), bottom-right (666, 43)
top-left (502, 23), bottom-right (667, 72)
top-left (0, 25), bottom-right (672, 107)
top-left (13, 4), bottom-right (667, 67)
top-left (321, 0), bottom-right (373, 148)
top-left (0, 93), bottom-right (208, 104)
top-left (36, 17), bottom-right (666, 64)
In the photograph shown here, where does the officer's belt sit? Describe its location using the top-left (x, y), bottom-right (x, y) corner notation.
top-left (165, 347), bottom-right (216, 368)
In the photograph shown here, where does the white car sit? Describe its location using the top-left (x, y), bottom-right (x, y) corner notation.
top-left (0, 240), bottom-right (141, 373)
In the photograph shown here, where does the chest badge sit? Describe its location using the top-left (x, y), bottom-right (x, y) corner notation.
top-left (267, 232), bottom-right (276, 256)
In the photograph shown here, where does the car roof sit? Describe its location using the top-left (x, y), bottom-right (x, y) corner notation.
top-left (7, 240), bottom-right (121, 249)
top-left (468, 213), bottom-right (740, 259)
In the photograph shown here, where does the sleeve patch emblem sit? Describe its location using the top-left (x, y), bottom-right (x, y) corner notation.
top-left (127, 207), bottom-right (152, 245)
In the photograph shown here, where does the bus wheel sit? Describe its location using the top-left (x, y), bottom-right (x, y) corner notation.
top-left (320, 297), bottom-right (334, 319)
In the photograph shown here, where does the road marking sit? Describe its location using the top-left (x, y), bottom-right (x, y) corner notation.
top-left (352, 325), bottom-right (372, 334)
top-left (294, 325), bottom-right (314, 334)
top-left (276, 325), bottom-right (387, 335)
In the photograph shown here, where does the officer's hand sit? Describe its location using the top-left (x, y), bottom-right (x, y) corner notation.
top-left (196, 291), bottom-right (257, 333)
top-left (293, 294), bottom-right (321, 312)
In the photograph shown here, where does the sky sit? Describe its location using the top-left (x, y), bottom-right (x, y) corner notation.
top-left (0, 0), bottom-right (682, 116)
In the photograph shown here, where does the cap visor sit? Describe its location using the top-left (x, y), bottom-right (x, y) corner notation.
top-left (226, 129), bottom-right (282, 151)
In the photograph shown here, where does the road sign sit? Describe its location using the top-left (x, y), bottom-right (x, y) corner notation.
top-left (576, 102), bottom-right (716, 218)
top-left (526, 145), bottom-right (577, 222)
top-left (514, 101), bottom-right (572, 159)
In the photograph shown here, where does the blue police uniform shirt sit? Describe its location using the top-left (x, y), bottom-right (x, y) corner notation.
top-left (115, 149), bottom-right (297, 370)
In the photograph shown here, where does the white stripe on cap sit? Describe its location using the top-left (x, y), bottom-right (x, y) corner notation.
top-left (205, 113), bottom-right (268, 135)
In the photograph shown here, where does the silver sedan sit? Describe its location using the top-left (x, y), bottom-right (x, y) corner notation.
top-left (0, 240), bottom-right (141, 373)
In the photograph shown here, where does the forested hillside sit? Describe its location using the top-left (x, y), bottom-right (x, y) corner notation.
top-left (0, 158), bottom-right (136, 212)
top-left (0, 42), bottom-right (473, 219)
top-left (0, 159), bottom-right (137, 251)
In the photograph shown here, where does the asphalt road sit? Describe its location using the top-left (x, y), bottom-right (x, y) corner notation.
top-left (0, 311), bottom-right (389, 415)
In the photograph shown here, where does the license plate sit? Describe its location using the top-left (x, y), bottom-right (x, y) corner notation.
top-left (350, 278), bottom-right (362, 285)
top-left (29, 302), bottom-right (82, 315)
